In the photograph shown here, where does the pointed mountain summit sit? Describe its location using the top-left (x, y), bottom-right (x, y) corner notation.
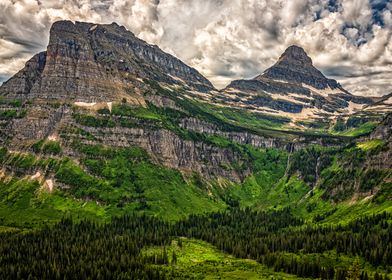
top-left (219, 45), bottom-right (372, 120)
top-left (257, 45), bottom-right (341, 90)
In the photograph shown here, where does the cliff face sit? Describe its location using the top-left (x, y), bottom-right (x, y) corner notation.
top-left (0, 52), bottom-right (46, 98)
top-left (366, 113), bottom-right (392, 170)
top-left (66, 124), bottom-right (248, 182)
top-left (179, 117), bottom-right (340, 150)
top-left (0, 21), bottom-right (214, 102)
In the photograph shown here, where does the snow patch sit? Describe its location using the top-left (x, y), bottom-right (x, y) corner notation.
top-left (168, 74), bottom-right (186, 83)
top-left (301, 84), bottom-right (344, 98)
top-left (74, 101), bottom-right (114, 112)
top-left (269, 93), bottom-right (309, 105)
top-left (31, 171), bottom-right (41, 180)
top-left (107, 102), bottom-right (112, 113)
top-left (384, 96), bottom-right (392, 105)
top-left (47, 134), bottom-right (58, 141)
top-left (345, 101), bottom-right (365, 114)
top-left (362, 194), bottom-right (374, 202)
top-left (44, 179), bottom-right (54, 193)
top-left (74, 102), bottom-right (97, 108)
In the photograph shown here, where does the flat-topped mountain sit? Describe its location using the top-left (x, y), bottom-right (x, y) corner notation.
top-left (0, 20), bottom-right (214, 103)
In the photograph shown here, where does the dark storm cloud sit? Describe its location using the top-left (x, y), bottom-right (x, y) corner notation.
top-left (0, 0), bottom-right (391, 96)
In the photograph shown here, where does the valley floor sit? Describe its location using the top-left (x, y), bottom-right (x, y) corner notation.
top-left (144, 238), bottom-right (305, 279)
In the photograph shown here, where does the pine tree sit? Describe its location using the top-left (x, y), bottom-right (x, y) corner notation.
top-left (171, 251), bottom-right (177, 266)
top-left (346, 257), bottom-right (361, 280)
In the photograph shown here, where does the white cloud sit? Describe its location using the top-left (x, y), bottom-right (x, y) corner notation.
top-left (0, 0), bottom-right (391, 96)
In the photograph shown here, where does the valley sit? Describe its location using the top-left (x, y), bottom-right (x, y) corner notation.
top-left (0, 20), bottom-right (391, 279)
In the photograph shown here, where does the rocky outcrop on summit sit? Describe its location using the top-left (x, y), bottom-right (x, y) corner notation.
top-left (219, 45), bottom-right (372, 120)
top-left (0, 20), bottom-right (214, 102)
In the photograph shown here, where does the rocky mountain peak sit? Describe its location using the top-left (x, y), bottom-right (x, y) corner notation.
top-left (220, 45), bottom-right (375, 118)
top-left (256, 45), bottom-right (341, 90)
top-left (277, 45), bottom-right (312, 66)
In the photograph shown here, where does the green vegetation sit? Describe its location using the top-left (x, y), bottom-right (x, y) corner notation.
top-left (32, 140), bottom-right (62, 155)
top-left (177, 209), bottom-right (392, 279)
top-left (0, 81), bottom-right (391, 278)
top-left (0, 97), bottom-right (22, 107)
top-left (0, 109), bottom-right (17, 119)
top-left (1, 210), bottom-right (392, 279)
top-left (1, 127), bottom-right (391, 226)
top-left (73, 113), bottom-right (116, 127)
top-left (144, 238), bottom-right (304, 279)
top-left (357, 139), bottom-right (385, 151)
top-left (0, 144), bottom-right (226, 226)
top-left (332, 121), bottom-right (378, 137)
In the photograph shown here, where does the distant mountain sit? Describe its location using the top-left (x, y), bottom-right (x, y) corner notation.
top-left (213, 45), bottom-right (375, 121)
top-left (363, 92), bottom-right (392, 113)
top-left (257, 45), bottom-right (342, 90)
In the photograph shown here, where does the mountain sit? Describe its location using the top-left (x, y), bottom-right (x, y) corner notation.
top-left (0, 20), bottom-right (213, 103)
top-left (363, 92), bottom-right (392, 113)
top-left (258, 45), bottom-right (342, 89)
top-left (0, 20), bottom-right (391, 230)
top-left (211, 45), bottom-right (376, 123)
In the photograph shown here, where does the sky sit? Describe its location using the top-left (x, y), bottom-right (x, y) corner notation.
top-left (0, 0), bottom-right (391, 96)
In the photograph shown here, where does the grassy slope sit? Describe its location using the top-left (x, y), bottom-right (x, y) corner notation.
top-left (0, 145), bottom-right (226, 228)
top-left (143, 238), bottom-right (305, 280)
top-left (0, 90), bottom-right (390, 228)
top-left (0, 138), bottom-right (391, 228)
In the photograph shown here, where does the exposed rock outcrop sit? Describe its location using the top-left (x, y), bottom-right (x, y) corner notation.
top-left (65, 123), bottom-right (248, 182)
top-left (180, 117), bottom-right (347, 150)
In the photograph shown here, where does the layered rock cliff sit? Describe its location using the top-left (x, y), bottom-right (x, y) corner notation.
top-left (0, 20), bottom-right (214, 102)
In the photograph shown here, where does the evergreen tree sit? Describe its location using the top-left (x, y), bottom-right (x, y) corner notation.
top-left (171, 251), bottom-right (177, 266)
top-left (346, 257), bottom-right (361, 280)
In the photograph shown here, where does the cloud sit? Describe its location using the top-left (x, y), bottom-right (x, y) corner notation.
top-left (0, 0), bottom-right (391, 96)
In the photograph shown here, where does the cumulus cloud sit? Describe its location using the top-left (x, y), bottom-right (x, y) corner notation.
top-left (0, 0), bottom-right (391, 96)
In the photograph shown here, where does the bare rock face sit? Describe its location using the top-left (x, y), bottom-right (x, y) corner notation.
top-left (1, 20), bottom-right (214, 103)
top-left (366, 113), bottom-right (392, 169)
top-left (0, 52), bottom-right (46, 98)
top-left (64, 123), bottom-right (248, 182)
